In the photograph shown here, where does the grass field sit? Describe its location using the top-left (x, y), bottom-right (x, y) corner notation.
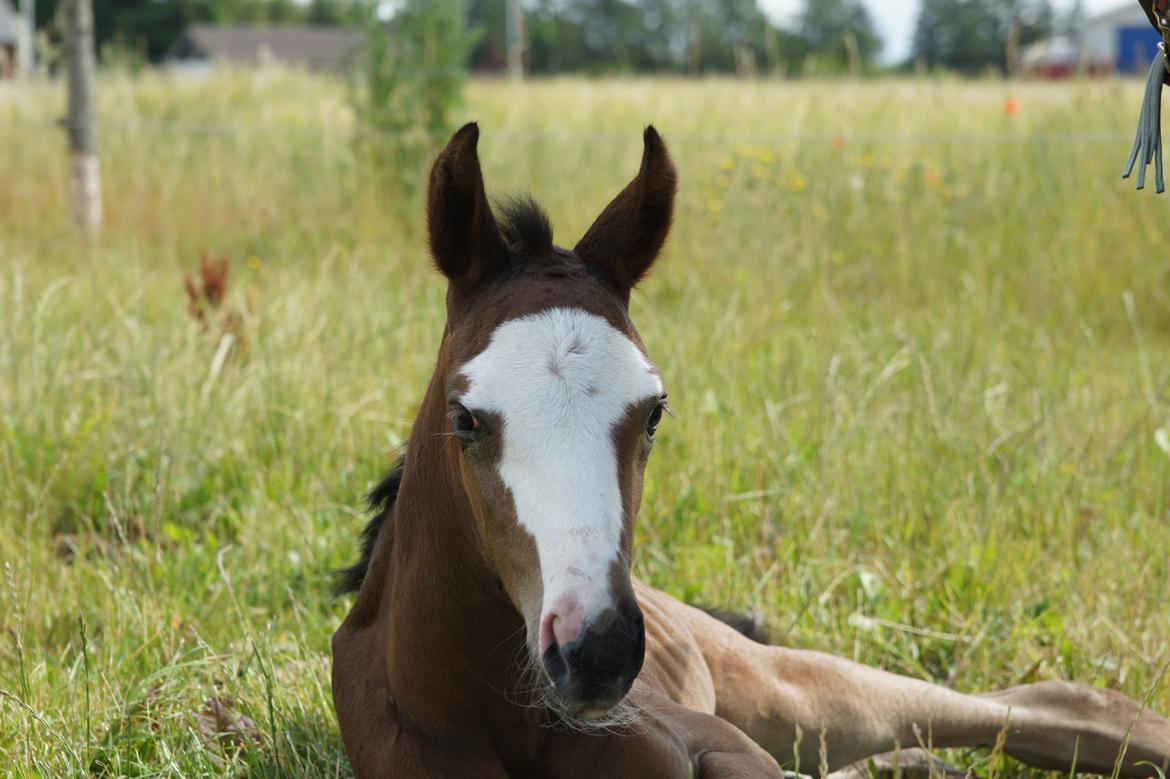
top-left (1, 71), bottom-right (1169, 777)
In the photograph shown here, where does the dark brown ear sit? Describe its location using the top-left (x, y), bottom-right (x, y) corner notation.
top-left (574, 126), bottom-right (677, 293)
top-left (427, 122), bottom-right (508, 290)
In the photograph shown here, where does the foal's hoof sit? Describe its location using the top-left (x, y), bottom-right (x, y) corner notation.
top-left (982, 680), bottom-right (1170, 777)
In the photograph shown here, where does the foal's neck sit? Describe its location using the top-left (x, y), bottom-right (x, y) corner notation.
top-left (379, 363), bottom-right (545, 751)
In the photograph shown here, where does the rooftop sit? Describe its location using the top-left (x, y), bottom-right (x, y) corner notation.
top-left (167, 24), bottom-right (362, 70)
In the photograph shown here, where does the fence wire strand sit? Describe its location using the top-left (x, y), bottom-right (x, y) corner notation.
top-left (0, 120), bottom-right (1138, 146)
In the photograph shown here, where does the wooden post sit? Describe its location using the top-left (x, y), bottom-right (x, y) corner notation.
top-left (688, 20), bottom-right (702, 75)
top-left (18, 0), bottom-right (35, 74)
top-left (63, 0), bottom-right (101, 237)
top-left (506, 0), bottom-right (524, 81)
top-left (843, 30), bottom-right (862, 78)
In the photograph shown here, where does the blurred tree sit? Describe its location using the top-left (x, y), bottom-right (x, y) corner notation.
top-left (683, 0), bottom-right (803, 75)
top-left (475, 0), bottom-right (811, 76)
top-left (798, 0), bottom-right (881, 72)
top-left (525, 0), bottom-right (657, 74)
top-left (39, 0), bottom-right (888, 74)
top-left (1057, 0), bottom-right (1085, 43)
top-left (912, 0), bottom-right (1053, 73)
top-left (38, 0), bottom-right (335, 62)
top-left (37, 0), bottom-right (190, 61)
top-left (467, 0), bottom-right (508, 71)
top-left (305, 0), bottom-right (368, 25)
top-left (351, 0), bottom-right (475, 209)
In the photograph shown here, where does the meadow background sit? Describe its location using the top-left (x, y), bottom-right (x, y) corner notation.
top-left (1, 72), bottom-right (1169, 776)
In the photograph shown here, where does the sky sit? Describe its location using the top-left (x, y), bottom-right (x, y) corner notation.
top-left (758, 0), bottom-right (1130, 64)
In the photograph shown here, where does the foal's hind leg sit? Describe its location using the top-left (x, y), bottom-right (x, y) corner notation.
top-left (669, 600), bottom-right (1170, 777)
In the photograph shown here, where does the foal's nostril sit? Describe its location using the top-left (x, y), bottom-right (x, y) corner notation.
top-left (542, 639), bottom-right (569, 685)
top-left (552, 613), bottom-right (580, 648)
top-left (540, 600), bottom-right (585, 655)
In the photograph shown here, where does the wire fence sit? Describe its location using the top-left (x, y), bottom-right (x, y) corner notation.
top-left (0, 119), bottom-right (1138, 146)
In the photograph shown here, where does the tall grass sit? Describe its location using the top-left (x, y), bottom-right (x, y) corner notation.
top-left (0, 70), bottom-right (1168, 776)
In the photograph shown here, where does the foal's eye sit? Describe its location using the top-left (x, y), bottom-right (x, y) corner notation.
top-left (450, 404), bottom-right (482, 438)
top-left (646, 401), bottom-right (666, 439)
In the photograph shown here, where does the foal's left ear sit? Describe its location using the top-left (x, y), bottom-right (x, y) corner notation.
top-left (575, 126), bottom-right (677, 294)
top-left (427, 122), bottom-right (509, 291)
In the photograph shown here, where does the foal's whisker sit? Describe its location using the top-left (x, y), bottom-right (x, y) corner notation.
top-left (488, 623), bottom-right (528, 654)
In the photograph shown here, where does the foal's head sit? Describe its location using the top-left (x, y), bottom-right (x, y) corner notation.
top-left (428, 123), bottom-right (676, 719)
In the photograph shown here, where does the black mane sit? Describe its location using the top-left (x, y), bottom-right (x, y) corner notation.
top-left (492, 193), bottom-right (615, 285)
top-left (334, 457), bottom-right (404, 595)
top-left (495, 194), bottom-right (554, 259)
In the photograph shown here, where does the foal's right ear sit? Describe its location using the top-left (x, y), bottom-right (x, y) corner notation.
top-left (427, 123), bottom-right (508, 290)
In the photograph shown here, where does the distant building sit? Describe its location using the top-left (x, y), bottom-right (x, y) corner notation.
top-left (165, 25), bottom-right (362, 73)
top-left (0, 0), bottom-right (18, 79)
top-left (1019, 36), bottom-right (1086, 78)
top-left (1018, 4), bottom-right (1163, 78)
top-left (1082, 2), bottom-right (1163, 74)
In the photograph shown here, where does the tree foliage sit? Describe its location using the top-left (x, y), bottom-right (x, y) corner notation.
top-left (469, 0), bottom-right (880, 75)
top-left (36, 0), bottom-right (368, 62)
top-left (42, 0), bottom-right (885, 76)
top-left (350, 0), bottom-right (474, 208)
top-left (799, 0), bottom-right (882, 71)
top-left (911, 0), bottom-right (1053, 73)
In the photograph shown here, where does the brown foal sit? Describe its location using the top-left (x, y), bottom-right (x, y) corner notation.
top-left (331, 123), bottom-right (1170, 778)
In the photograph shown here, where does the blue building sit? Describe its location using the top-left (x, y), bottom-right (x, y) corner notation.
top-left (1084, 3), bottom-right (1164, 74)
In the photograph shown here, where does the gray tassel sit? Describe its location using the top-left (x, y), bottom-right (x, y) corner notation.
top-left (1123, 42), bottom-right (1167, 193)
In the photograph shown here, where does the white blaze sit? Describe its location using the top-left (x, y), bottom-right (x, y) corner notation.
top-left (459, 307), bottom-right (662, 628)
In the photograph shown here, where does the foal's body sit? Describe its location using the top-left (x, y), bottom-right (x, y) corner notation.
top-left (333, 125), bottom-right (1170, 778)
